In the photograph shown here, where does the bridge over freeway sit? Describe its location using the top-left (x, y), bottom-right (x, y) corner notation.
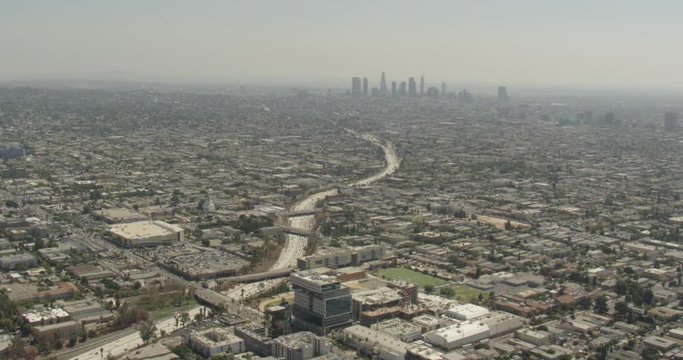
top-left (286, 209), bottom-right (319, 217)
top-left (281, 226), bottom-right (312, 237)
top-left (215, 268), bottom-right (293, 284)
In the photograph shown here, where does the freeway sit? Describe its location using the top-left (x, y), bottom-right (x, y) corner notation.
top-left (66, 305), bottom-right (208, 360)
top-left (271, 131), bottom-right (400, 271)
top-left (222, 132), bottom-right (400, 303)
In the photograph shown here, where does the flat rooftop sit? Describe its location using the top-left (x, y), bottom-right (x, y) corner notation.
top-left (110, 221), bottom-right (181, 239)
top-left (292, 269), bottom-right (340, 286)
top-left (94, 208), bottom-right (145, 223)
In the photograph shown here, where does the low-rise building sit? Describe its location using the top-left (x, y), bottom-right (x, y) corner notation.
top-left (423, 321), bottom-right (490, 350)
top-left (33, 320), bottom-right (82, 342)
top-left (478, 311), bottom-right (524, 337)
top-left (109, 220), bottom-right (184, 247)
top-left (340, 325), bottom-right (411, 360)
top-left (642, 336), bottom-right (678, 351)
top-left (515, 328), bottom-right (553, 346)
top-left (271, 331), bottom-right (331, 360)
top-left (0, 253), bottom-right (37, 270)
top-left (188, 328), bottom-right (245, 358)
top-left (447, 304), bottom-right (489, 321)
top-left (34, 282), bottom-right (79, 303)
top-left (297, 245), bottom-right (384, 270)
top-left (93, 208), bottom-right (147, 224)
top-left (371, 318), bottom-right (423, 342)
top-left (22, 307), bottom-right (70, 325)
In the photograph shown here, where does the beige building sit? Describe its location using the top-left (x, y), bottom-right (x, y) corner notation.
top-left (188, 328), bottom-right (245, 357)
top-left (297, 245), bottom-right (384, 270)
top-left (33, 320), bottom-right (82, 341)
top-left (110, 221), bottom-right (184, 247)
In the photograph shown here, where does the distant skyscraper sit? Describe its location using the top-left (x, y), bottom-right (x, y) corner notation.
top-left (362, 77), bottom-right (368, 96)
top-left (441, 83), bottom-right (446, 97)
top-left (380, 72), bottom-right (387, 96)
top-left (420, 76), bottom-right (425, 97)
top-left (391, 81), bottom-right (397, 97)
top-left (408, 77), bottom-right (417, 97)
top-left (426, 87), bottom-right (439, 99)
top-left (497, 86), bottom-right (508, 101)
top-left (665, 112), bottom-right (680, 131)
top-left (457, 89), bottom-right (473, 102)
top-left (351, 77), bottom-right (362, 96)
top-left (398, 82), bottom-right (406, 97)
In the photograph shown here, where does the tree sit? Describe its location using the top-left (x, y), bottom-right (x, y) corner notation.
top-left (33, 238), bottom-right (46, 251)
top-left (24, 346), bottom-right (38, 360)
top-left (594, 295), bottom-right (608, 314)
top-left (439, 287), bottom-right (455, 298)
top-left (643, 289), bottom-right (654, 305)
top-left (614, 301), bottom-right (630, 320)
top-left (642, 346), bottom-right (661, 360)
top-left (424, 284), bottom-right (434, 294)
top-left (7, 336), bottom-right (25, 360)
top-left (180, 311), bottom-right (190, 327)
top-left (67, 333), bottom-right (78, 347)
top-left (139, 320), bottom-right (157, 345)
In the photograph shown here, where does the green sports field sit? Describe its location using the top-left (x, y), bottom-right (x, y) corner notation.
top-left (372, 267), bottom-right (447, 288)
top-left (453, 285), bottom-right (489, 303)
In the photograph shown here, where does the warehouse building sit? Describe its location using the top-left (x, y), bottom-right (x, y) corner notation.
top-left (423, 321), bottom-right (490, 350)
top-left (109, 220), bottom-right (184, 247)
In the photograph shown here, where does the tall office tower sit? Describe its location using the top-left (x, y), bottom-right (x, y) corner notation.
top-left (391, 81), bottom-right (397, 97)
top-left (420, 76), bottom-right (425, 97)
top-left (408, 77), bottom-right (417, 97)
top-left (398, 82), bottom-right (407, 97)
top-left (362, 77), bottom-right (368, 96)
top-left (497, 86), bottom-right (508, 101)
top-left (426, 87), bottom-right (439, 99)
top-left (665, 112), bottom-right (680, 131)
top-left (351, 77), bottom-right (362, 96)
top-left (380, 72), bottom-right (387, 96)
top-left (291, 271), bottom-right (352, 335)
top-left (441, 82), bottom-right (446, 97)
top-left (458, 89), bottom-right (473, 102)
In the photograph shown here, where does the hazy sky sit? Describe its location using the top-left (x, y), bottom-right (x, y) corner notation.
top-left (2, 0), bottom-right (683, 89)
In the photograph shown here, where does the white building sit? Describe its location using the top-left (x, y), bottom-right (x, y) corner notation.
top-left (423, 321), bottom-right (490, 350)
top-left (447, 304), bottom-right (489, 321)
top-left (478, 311), bottom-right (524, 337)
top-left (22, 307), bottom-right (70, 325)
